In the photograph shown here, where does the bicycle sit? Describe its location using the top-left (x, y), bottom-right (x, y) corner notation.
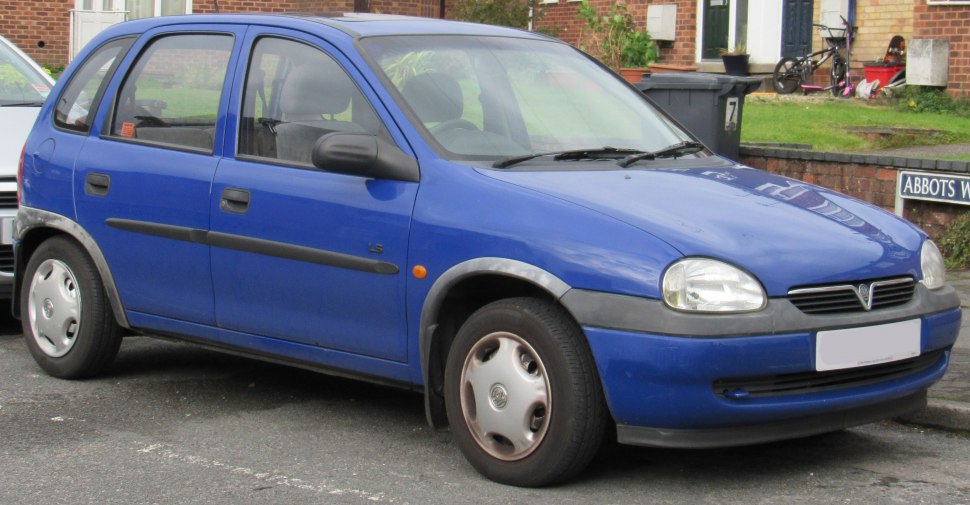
top-left (772, 16), bottom-right (854, 96)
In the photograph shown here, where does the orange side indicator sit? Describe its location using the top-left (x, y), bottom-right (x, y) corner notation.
top-left (412, 265), bottom-right (427, 279)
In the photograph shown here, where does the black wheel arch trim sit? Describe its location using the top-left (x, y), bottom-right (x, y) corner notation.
top-left (419, 258), bottom-right (571, 430)
top-left (15, 207), bottom-right (131, 328)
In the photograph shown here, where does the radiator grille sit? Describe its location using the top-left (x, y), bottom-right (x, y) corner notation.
top-left (788, 277), bottom-right (915, 314)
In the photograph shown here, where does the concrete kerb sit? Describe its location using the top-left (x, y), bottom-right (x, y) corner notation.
top-left (897, 270), bottom-right (970, 433)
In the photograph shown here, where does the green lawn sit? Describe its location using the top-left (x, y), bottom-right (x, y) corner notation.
top-left (740, 98), bottom-right (970, 158)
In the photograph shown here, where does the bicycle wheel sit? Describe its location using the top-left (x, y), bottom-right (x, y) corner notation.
top-left (773, 57), bottom-right (802, 94)
top-left (830, 57), bottom-right (848, 97)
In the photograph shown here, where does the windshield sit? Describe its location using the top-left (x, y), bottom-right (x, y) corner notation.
top-left (361, 35), bottom-right (690, 162)
top-left (0, 39), bottom-right (52, 105)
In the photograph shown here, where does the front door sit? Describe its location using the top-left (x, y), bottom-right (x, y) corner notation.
top-left (702, 0), bottom-right (730, 59)
top-left (210, 32), bottom-right (417, 362)
top-left (782, 0), bottom-right (814, 58)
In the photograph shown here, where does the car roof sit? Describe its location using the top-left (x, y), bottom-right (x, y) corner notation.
top-left (97, 13), bottom-right (547, 40)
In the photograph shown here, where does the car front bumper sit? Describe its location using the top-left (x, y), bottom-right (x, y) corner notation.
top-left (562, 284), bottom-right (962, 448)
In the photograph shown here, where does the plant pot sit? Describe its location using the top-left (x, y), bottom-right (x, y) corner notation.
top-left (720, 54), bottom-right (750, 77)
top-left (619, 67), bottom-right (649, 84)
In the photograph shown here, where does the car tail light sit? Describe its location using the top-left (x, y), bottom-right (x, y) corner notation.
top-left (17, 144), bottom-right (25, 206)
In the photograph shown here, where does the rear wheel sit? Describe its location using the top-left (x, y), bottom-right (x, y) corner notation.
top-left (444, 298), bottom-right (606, 487)
top-left (831, 57), bottom-right (848, 97)
top-left (773, 57), bottom-right (802, 94)
top-left (21, 237), bottom-right (122, 379)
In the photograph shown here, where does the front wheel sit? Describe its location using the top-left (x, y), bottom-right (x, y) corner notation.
top-left (773, 57), bottom-right (803, 94)
top-left (444, 298), bottom-right (607, 487)
top-left (21, 237), bottom-right (123, 379)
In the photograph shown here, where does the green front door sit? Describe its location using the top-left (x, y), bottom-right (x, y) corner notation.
top-left (702, 0), bottom-right (730, 59)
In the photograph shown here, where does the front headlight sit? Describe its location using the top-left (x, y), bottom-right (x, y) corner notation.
top-left (662, 258), bottom-right (766, 313)
top-left (921, 240), bottom-right (946, 290)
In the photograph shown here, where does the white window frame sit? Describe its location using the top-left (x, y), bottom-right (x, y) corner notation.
top-left (124, 0), bottom-right (194, 17)
top-left (74, 0), bottom-right (126, 12)
top-left (927, 1), bottom-right (970, 5)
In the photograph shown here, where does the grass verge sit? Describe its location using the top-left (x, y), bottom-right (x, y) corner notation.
top-left (741, 97), bottom-right (970, 158)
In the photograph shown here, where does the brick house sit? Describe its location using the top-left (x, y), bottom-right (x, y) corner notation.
top-left (536, 0), bottom-right (970, 95)
top-left (5, 0), bottom-right (970, 94)
top-left (0, 0), bottom-right (448, 69)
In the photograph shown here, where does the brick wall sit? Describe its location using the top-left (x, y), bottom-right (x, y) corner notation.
top-left (739, 147), bottom-right (970, 240)
top-left (534, 0), bottom-right (696, 67)
top-left (852, 0), bottom-right (914, 65)
top-left (0, 0), bottom-right (73, 69)
top-left (913, 0), bottom-right (970, 95)
top-left (371, 0), bottom-right (441, 17)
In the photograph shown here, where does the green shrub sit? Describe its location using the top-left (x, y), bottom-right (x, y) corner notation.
top-left (42, 63), bottom-right (65, 79)
top-left (577, 0), bottom-right (658, 70)
top-left (453, 0), bottom-right (539, 30)
top-left (892, 86), bottom-right (970, 116)
top-left (940, 212), bottom-right (970, 269)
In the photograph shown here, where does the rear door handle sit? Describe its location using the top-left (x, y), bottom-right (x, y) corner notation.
top-left (85, 173), bottom-right (110, 196)
top-left (220, 188), bottom-right (251, 214)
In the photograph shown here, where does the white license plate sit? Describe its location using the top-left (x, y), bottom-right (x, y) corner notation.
top-left (0, 217), bottom-right (13, 245)
top-left (815, 319), bottom-right (921, 372)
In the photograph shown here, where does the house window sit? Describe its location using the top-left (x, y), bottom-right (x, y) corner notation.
top-left (127, 0), bottom-right (193, 19)
top-left (76, 0), bottom-right (125, 11)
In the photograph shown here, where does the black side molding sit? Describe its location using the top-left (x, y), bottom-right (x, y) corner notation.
top-left (105, 218), bottom-right (399, 275)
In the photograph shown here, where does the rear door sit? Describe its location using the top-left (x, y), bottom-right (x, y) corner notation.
top-left (74, 26), bottom-right (243, 325)
top-left (210, 29), bottom-right (418, 362)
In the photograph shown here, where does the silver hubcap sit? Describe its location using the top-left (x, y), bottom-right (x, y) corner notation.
top-left (28, 259), bottom-right (82, 358)
top-left (460, 331), bottom-right (550, 461)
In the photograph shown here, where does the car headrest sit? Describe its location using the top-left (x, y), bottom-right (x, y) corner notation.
top-left (401, 72), bottom-right (464, 124)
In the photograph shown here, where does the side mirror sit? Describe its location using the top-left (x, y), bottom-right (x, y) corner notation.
top-left (312, 133), bottom-right (419, 183)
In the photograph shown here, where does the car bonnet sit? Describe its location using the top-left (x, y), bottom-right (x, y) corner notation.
top-left (478, 164), bottom-right (924, 296)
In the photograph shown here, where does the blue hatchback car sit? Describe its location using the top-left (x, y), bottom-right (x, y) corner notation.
top-left (15, 13), bottom-right (961, 486)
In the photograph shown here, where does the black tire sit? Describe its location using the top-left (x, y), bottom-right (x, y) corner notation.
top-left (831, 57), bottom-right (848, 97)
top-left (773, 57), bottom-right (802, 94)
top-left (21, 237), bottom-right (122, 379)
top-left (443, 297), bottom-right (607, 487)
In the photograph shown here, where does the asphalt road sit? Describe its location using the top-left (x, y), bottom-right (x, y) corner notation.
top-left (3, 326), bottom-right (970, 505)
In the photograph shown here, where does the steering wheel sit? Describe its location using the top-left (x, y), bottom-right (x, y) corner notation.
top-left (430, 118), bottom-right (478, 135)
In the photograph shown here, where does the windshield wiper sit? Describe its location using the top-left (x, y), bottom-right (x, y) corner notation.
top-left (493, 147), bottom-right (646, 169)
top-left (0, 101), bottom-right (44, 107)
top-left (616, 141), bottom-right (707, 168)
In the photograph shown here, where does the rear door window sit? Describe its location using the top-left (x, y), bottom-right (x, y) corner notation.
top-left (54, 37), bottom-right (134, 133)
top-left (109, 33), bottom-right (233, 153)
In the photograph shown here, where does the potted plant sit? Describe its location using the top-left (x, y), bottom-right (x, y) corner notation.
top-left (720, 44), bottom-right (749, 76)
top-left (619, 30), bottom-right (660, 83)
top-left (578, 0), bottom-right (660, 83)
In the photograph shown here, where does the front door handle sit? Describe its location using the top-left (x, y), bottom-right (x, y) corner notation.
top-left (85, 173), bottom-right (110, 196)
top-left (220, 188), bottom-right (251, 214)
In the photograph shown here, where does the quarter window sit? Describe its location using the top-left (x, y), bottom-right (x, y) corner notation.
top-left (54, 37), bottom-right (133, 133)
top-left (110, 34), bottom-right (232, 152)
top-left (238, 37), bottom-right (388, 165)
